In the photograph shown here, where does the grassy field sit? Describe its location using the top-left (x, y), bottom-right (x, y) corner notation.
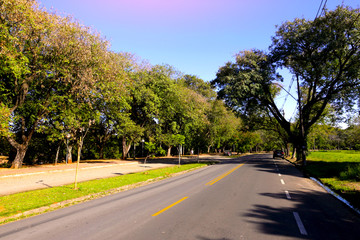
top-left (0, 163), bottom-right (207, 223)
top-left (306, 150), bottom-right (360, 210)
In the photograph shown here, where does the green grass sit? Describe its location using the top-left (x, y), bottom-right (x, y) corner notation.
top-left (306, 150), bottom-right (360, 209)
top-left (307, 150), bottom-right (360, 162)
top-left (0, 163), bottom-right (206, 221)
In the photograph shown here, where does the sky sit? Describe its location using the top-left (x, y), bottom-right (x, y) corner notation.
top-left (39, 0), bottom-right (360, 122)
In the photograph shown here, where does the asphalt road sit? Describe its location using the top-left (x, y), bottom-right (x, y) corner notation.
top-left (1, 154), bottom-right (360, 239)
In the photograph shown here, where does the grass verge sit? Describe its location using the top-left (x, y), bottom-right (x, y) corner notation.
top-left (0, 163), bottom-right (207, 224)
top-left (306, 151), bottom-right (360, 210)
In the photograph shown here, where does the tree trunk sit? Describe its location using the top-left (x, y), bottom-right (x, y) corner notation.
top-left (167, 146), bottom-right (172, 157)
top-left (294, 137), bottom-right (307, 166)
top-left (98, 133), bottom-right (112, 159)
top-left (291, 145), bottom-right (296, 159)
top-left (66, 145), bottom-right (73, 164)
top-left (99, 144), bottom-right (105, 159)
top-left (285, 143), bottom-right (290, 157)
top-left (11, 145), bottom-right (27, 169)
top-left (7, 136), bottom-right (29, 169)
top-left (54, 143), bottom-right (61, 165)
top-left (301, 138), bottom-right (307, 166)
top-left (122, 137), bottom-right (131, 160)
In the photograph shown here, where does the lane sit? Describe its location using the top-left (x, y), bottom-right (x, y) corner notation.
top-left (128, 155), bottom-right (301, 240)
top-left (1, 154), bottom-right (360, 240)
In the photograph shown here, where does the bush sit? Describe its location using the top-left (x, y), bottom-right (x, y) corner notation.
top-left (340, 164), bottom-right (360, 181)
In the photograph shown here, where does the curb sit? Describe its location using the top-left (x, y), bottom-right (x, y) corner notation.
top-left (310, 177), bottom-right (360, 215)
top-left (282, 156), bottom-right (360, 216)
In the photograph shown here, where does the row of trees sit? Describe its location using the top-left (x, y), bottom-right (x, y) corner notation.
top-left (307, 116), bottom-right (360, 151)
top-left (1, 0), bottom-right (251, 168)
top-left (2, 1), bottom-right (358, 168)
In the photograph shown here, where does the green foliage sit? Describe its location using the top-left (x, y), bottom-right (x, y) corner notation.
top-left (180, 74), bottom-right (216, 99)
top-left (340, 164), bottom-right (360, 181)
top-left (305, 150), bottom-right (360, 209)
top-left (144, 141), bottom-right (166, 156)
top-left (0, 103), bottom-right (11, 137)
top-left (144, 141), bottom-right (156, 153)
top-left (212, 6), bottom-right (360, 163)
top-left (0, 0), bottom-right (245, 164)
top-left (212, 50), bottom-right (281, 118)
top-left (172, 134), bottom-right (185, 145)
top-left (156, 146), bottom-right (166, 156)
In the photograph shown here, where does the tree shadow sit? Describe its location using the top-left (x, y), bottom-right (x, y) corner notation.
top-left (306, 160), bottom-right (356, 178)
top-left (243, 189), bottom-right (360, 240)
top-left (35, 180), bottom-right (53, 188)
top-left (244, 154), bottom-right (305, 179)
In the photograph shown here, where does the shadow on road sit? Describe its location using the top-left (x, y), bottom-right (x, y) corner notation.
top-left (239, 154), bottom-right (360, 240)
top-left (244, 189), bottom-right (360, 239)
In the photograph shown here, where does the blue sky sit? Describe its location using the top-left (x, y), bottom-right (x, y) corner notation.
top-left (39, 0), bottom-right (360, 121)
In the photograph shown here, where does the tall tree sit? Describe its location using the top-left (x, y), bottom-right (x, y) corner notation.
top-left (212, 6), bottom-right (360, 165)
top-left (92, 52), bottom-right (132, 159)
top-left (0, 0), bottom-right (108, 168)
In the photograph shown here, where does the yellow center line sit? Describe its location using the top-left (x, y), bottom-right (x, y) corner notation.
top-left (152, 196), bottom-right (188, 217)
top-left (206, 164), bottom-right (244, 186)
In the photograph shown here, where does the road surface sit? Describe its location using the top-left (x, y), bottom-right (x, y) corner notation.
top-left (0, 154), bottom-right (359, 239)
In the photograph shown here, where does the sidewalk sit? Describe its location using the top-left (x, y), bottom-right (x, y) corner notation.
top-left (0, 154), bottom-right (231, 196)
top-left (0, 159), bottom-right (174, 196)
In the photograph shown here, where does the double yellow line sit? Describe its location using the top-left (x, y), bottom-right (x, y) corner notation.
top-left (206, 164), bottom-right (244, 186)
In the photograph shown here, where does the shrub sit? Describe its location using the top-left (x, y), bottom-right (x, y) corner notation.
top-left (340, 164), bottom-right (360, 181)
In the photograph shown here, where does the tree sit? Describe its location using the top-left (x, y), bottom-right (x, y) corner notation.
top-left (212, 6), bottom-right (360, 165)
top-left (0, 0), bottom-right (62, 168)
top-left (180, 74), bottom-right (217, 100)
top-left (0, 0), bottom-right (108, 168)
top-left (344, 115), bottom-right (360, 150)
top-left (204, 100), bottom-right (240, 153)
top-left (91, 52), bottom-right (132, 159)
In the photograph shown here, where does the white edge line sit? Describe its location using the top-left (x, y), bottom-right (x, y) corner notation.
top-left (293, 212), bottom-right (308, 235)
top-left (310, 177), bottom-right (360, 215)
top-left (285, 190), bottom-right (291, 199)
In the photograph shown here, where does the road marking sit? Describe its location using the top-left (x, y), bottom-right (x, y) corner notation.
top-left (206, 164), bottom-right (244, 186)
top-left (152, 197), bottom-right (188, 216)
top-left (285, 190), bottom-right (291, 199)
top-left (293, 212), bottom-right (308, 235)
top-left (280, 179), bottom-right (285, 185)
top-left (278, 173), bottom-right (281, 176)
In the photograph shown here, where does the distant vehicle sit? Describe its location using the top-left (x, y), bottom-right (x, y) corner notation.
top-left (224, 150), bottom-right (232, 156)
top-left (273, 150), bottom-right (285, 159)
